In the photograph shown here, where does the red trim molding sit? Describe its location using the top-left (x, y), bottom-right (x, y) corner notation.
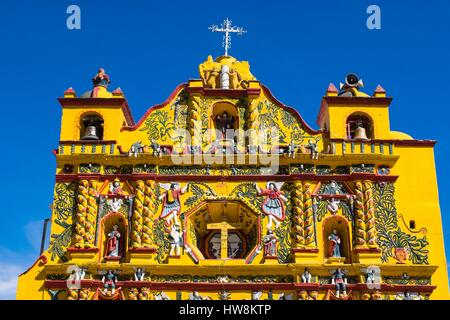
top-left (43, 279), bottom-right (436, 293)
top-left (292, 248), bottom-right (320, 254)
top-left (60, 140), bottom-right (117, 145)
top-left (353, 247), bottom-right (382, 254)
top-left (56, 173), bottom-right (399, 183)
top-left (58, 98), bottom-right (135, 126)
top-left (67, 247), bottom-right (99, 253)
top-left (121, 83), bottom-right (187, 132)
top-left (128, 248), bottom-right (157, 254)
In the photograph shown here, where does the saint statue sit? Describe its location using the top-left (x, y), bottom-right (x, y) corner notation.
top-left (219, 64), bottom-right (230, 89)
top-left (134, 268), bottom-right (145, 281)
top-left (306, 139), bottom-right (319, 160)
top-left (252, 290), bottom-right (262, 300)
top-left (215, 111), bottom-right (235, 140)
top-left (255, 182), bottom-right (288, 230)
top-left (168, 223), bottom-right (183, 256)
top-left (286, 141), bottom-right (297, 158)
top-left (158, 183), bottom-right (188, 226)
top-left (107, 197), bottom-right (123, 213)
top-left (331, 268), bottom-right (347, 298)
top-left (106, 225), bottom-right (121, 258)
top-left (109, 179), bottom-right (123, 196)
top-left (328, 229), bottom-right (341, 258)
top-left (150, 139), bottom-right (161, 157)
top-left (327, 198), bottom-right (340, 214)
top-left (366, 269), bottom-right (377, 284)
top-left (263, 230), bottom-right (278, 257)
top-left (102, 270), bottom-right (117, 295)
top-left (301, 268), bottom-right (312, 283)
top-left (189, 291), bottom-right (204, 300)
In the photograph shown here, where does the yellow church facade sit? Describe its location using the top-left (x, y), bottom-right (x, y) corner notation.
top-left (16, 55), bottom-right (449, 300)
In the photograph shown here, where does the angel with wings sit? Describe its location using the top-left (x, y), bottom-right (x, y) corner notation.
top-left (255, 182), bottom-right (288, 230)
top-left (158, 183), bottom-right (189, 226)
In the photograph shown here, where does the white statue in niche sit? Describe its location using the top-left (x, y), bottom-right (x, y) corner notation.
top-left (327, 198), bottom-right (340, 214)
top-left (219, 64), bottom-right (230, 89)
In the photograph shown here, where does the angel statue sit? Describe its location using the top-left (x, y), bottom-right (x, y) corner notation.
top-left (107, 197), bottom-right (123, 213)
top-left (133, 267), bottom-right (146, 281)
top-left (158, 183), bottom-right (189, 226)
top-left (255, 182), bottom-right (288, 230)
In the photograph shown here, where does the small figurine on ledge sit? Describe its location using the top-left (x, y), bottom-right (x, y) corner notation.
top-left (128, 140), bottom-right (145, 157)
top-left (252, 290), bottom-right (263, 300)
top-left (263, 230), bottom-right (278, 258)
top-left (305, 139), bottom-right (319, 160)
top-left (102, 270), bottom-right (118, 295)
top-left (331, 268), bottom-right (348, 298)
top-left (301, 268), bottom-right (312, 283)
top-left (150, 139), bottom-right (162, 157)
top-left (285, 141), bottom-right (297, 158)
top-left (366, 269), bottom-right (378, 284)
top-left (134, 267), bottom-right (145, 281)
top-left (189, 291), bottom-right (206, 300)
top-left (328, 229), bottom-right (342, 258)
top-left (106, 225), bottom-right (121, 258)
top-left (107, 197), bottom-right (123, 213)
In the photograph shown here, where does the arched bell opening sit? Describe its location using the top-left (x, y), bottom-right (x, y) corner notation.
top-left (80, 113), bottom-right (104, 140)
top-left (99, 212), bottom-right (127, 262)
top-left (322, 215), bottom-right (352, 264)
top-left (346, 113), bottom-right (373, 140)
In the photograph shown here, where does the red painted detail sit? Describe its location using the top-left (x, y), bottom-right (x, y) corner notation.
top-left (67, 247), bottom-right (99, 253)
top-left (55, 173), bottom-right (399, 183)
top-left (58, 97), bottom-right (135, 126)
top-left (64, 87), bottom-right (75, 94)
top-left (185, 87), bottom-right (262, 98)
top-left (19, 255), bottom-right (48, 276)
top-left (353, 247), bottom-right (382, 254)
top-left (326, 83), bottom-right (338, 93)
top-left (292, 248), bottom-right (320, 253)
top-left (260, 84), bottom-right (321, 135)
top-left (43, 279), bottom-right (437, 294)
top-left (374, 85), bottom-right (386, 93)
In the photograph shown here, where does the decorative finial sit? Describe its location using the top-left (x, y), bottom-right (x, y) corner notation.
top-left (209, 18), bottom-right (247, 57)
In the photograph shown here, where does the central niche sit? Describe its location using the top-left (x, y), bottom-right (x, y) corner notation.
top-left (185, 200), bottom-right (259, 260)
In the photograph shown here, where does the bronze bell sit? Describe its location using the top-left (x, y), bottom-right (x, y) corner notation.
top-left (81, 125), bottom-right (99, 140)
top-left (353, 126), bottom-right (369, 140)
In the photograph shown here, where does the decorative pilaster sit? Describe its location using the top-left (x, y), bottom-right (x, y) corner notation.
top-left (354, 181), bottom-right (367, 248)
top-left (189, 95), bottom-right (202, 147)
top-left (363, 180), bottom-right (377, 248)
top-left (73, 180), bottom-right (89, 248)
top-left (131, 180), bottom-right (145, 248)
top-left (83, 181), bottom-right (98, 247)
top-left (142, 180), bottom-right (157, 247)
top-left (247, 99), bottom-right (260, 150)
top-left (303, 182), bottom-right (315, 247)
top-left (291, 181), bottom-right (305, 248)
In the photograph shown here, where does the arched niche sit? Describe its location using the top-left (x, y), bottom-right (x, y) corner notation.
top-left (80, 112), bottom-right (104, 140)
top-left (322, 215), bottom-right (351, 264)
top-left (346, 113), bottom-right (373, 140)
top-left (211, 102), bottom-right (239, 141)
top-left (100, 212), bottom-right (127, 262)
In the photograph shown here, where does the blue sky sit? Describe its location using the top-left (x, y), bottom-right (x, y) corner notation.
top-left (0, 0), bottom-right (449, 299)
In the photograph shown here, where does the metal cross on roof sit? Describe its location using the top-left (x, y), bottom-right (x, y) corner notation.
top-left (209, 18), bottom-right (247, 57)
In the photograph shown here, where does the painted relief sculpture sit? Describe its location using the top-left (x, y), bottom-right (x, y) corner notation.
top-left (16, 47), bottom-right (448, 300)
top-left (158, 183), bottom-right (188, 226)
top-left (255, 182), bottom-right (287, 230)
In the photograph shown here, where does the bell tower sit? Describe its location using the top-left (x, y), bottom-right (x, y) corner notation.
top-left (316, 74), bottom-right (393, 141)
top-left (58, 68), bottom-right (134, 144)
